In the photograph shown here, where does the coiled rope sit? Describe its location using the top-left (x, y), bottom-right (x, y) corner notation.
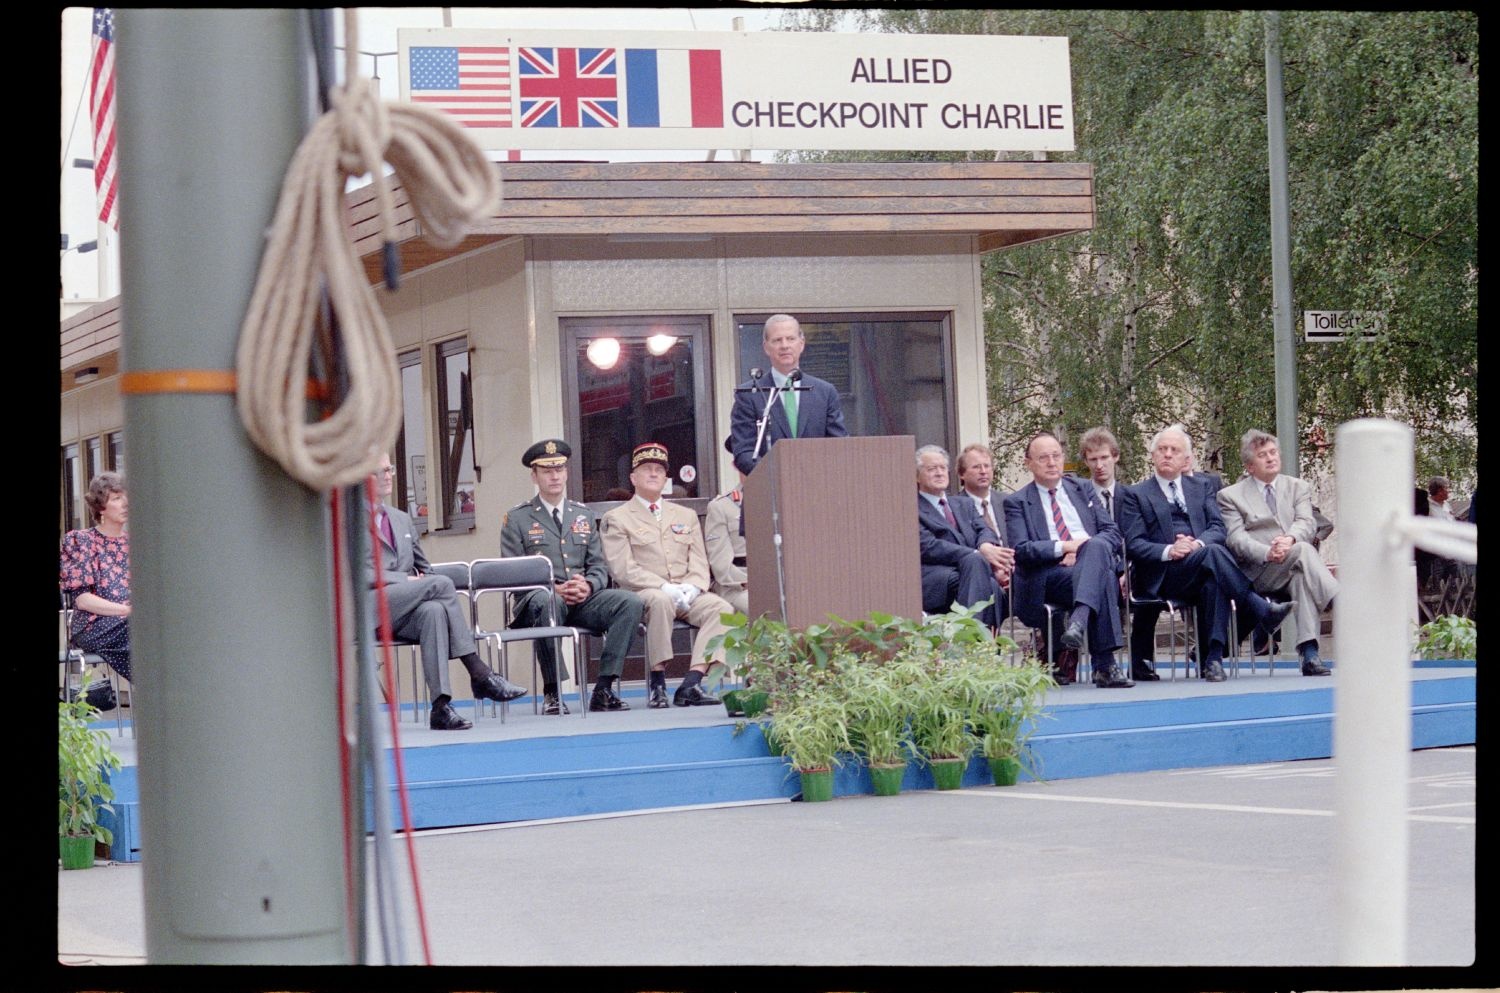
top-left (236, 9), bottom-right (500, 491)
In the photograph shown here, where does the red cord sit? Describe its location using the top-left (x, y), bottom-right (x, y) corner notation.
top-left (328, 489), bottom-right (357, 960)
top-left (365, 476), bottom-right (435, 966)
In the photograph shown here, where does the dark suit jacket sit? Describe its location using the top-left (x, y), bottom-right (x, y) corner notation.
top-left (1003, 477), bottom-right (1121, 623)
top-left (918, 491), bottom-right (999, 566)
top-left (728, 372), bottom-right (847, 475)
top-left (1116, 474), bottom-right (1228, 597)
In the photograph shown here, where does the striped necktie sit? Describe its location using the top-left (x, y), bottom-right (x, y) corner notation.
top-left (939, 497), bottom-right (957, 528)
top-left (1048, 488), bottom-right (1072, 541)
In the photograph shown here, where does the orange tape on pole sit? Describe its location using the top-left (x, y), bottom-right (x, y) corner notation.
top-left (119, 370), bottom-right (329, 401)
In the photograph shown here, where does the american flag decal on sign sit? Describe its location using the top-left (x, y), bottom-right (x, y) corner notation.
top-left (408, 46), bottom-right (512, 127)
top-left (518, 47), bottom-right (619, 128)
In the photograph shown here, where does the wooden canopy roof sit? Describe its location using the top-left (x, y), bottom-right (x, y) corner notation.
top-left (61, 160), bottom-right (1094, 380)
top-left (350, 159), bottom-right (1094, 283)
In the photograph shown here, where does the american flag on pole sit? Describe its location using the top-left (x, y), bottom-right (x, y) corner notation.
top-left (518, 47), bottom-right (619, 128)
top-left (89, 8), bottom-right (119, 229)
top-left (408, 46), bottom-right (512, 127)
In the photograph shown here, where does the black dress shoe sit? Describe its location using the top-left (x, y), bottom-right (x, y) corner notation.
top-left (648, 685), bottom-right (670, 709)
top-left (472, 672), bottom-right (527, 703)
top-left (1261, 599), bottom-right (1295, 632)
top-left (542, 692), bottom-right (571, 716)
top-left (673, 683), bottom-right (721, 706)
top-left (1131, 660), bottom-right (1161, 681)
top-left (589, 686), bottom-right (631, 711)
top-left (1061, 617), bottom-right (1087, 650)
top-left (1201, 659), bottom-right (1228, 682)
top-left (429, 700), bottom-right (473, 730)
top-left (1092, 663), bottom-right (1135, 688)
top-left (1301, 657), bottom-right (1332, 676)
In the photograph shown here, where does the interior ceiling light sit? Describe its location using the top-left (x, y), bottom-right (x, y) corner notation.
top-left (646, 333), bottom-right (678, 356)
top-left (585, 337), bottom-right (621, 370)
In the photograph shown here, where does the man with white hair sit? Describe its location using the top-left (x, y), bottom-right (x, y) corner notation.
top-left (1115, 425), bottom-right (1295, 682)
top-left (727, 314), bottom-right (848, 476)
top-left (1217, 430), bottom-right (1337, 675)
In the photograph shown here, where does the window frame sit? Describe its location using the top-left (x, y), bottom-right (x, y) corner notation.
top-left (560, 314), bottom-right (717, 512)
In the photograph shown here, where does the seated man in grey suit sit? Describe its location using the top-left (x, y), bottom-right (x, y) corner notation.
top-left (369, 454), bottom-right (525, 730)
top-left (1217, 429), bottom-right (1337, 675)
top-left (1004, 431), bottom-right (1133, 687)
top-left (1115, 426), bottom-right (1295, 683)
top-left (916, 444), bottom-right (1011, 629)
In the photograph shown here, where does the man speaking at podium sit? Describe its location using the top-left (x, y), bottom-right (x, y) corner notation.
top-left (728, 314), bottom-right (848, 476)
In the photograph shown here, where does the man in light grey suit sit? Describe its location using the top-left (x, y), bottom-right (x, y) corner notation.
top-left (370, 454), bottom-right (525, 729)
top-left (1217, 430), bottom-right (1338, 675)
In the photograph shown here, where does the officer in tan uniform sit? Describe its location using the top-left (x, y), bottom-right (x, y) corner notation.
top-left (703, 474), bottom-right (749, 616)
top-left (502, 439), bottom-right (644, 714)
top-left (602, 442), bottom-right (730, 708)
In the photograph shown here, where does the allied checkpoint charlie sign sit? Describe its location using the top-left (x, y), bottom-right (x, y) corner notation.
top-left (398, 28), bottom-right (1075, 152)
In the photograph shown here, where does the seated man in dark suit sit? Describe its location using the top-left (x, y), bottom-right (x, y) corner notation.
top-left (368, 454), bottom-right (526, 730)
top-left (728, 314), bottom-right (847, 476)
top-left (1115, 426), bottom-right (1295, 683)
top-left (916, 444), bottom-right (1011, 629)
top-left (1003, 432), bottom-right (1133, 688)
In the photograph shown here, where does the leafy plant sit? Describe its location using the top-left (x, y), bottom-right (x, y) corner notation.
top-left (970, 657), bottom-right (1054, 775)
top-left (59, 672), bottom-right (122, 844)
top-left (1415, 614), bottom-right (1477, 660)
top-left (840, 656), bottom-right (921, 767)
top-left (771, 690), bottom-right (850, 772)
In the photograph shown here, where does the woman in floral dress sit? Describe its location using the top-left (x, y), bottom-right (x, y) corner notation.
top-left (60, 472), bottom-right (131, 681)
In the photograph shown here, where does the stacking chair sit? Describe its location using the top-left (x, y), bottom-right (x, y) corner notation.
top-left (469, 556), bottom-right (588, 720)
top-left (374, 561), bottom-right (472, 725)
top-left (1123, 562), bottom-right (1199, 680)
top-left (59, 597), bottom-right (125, 735)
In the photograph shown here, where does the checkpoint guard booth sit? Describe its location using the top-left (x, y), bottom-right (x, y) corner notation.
top-left (60, 24), bottom-right (1094, 691)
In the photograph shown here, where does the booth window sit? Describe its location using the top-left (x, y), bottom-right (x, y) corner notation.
top-left (394, 347), bottom-right (427, 532)
top-left (61, 443), bottom-right (81, 534)
top-left (561, 315), bottom-right (716, 508)
top-left (735, 311), bottom-right (955, 454)
top-left (85, 436), bottom-right (102, 484)
top-left (107, 431), bottom-right (122, 472)
top-left (434, 337), bottom-right (476, 531)
top-left (394, 338), bottom-right (475, 534)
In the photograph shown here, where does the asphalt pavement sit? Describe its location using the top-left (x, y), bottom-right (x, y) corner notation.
top-left (58, 745), bottom-right (1475, 969)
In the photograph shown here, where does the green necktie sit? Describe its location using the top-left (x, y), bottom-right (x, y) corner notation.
top-left (783, 385), bottom-right (798, 438)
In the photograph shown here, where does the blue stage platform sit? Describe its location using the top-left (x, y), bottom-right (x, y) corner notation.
top-left (96, 661), bottom-right (1476, 864)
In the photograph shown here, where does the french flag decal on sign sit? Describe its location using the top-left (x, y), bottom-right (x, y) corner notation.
top-left (624, 49), bottom-right (723, 128)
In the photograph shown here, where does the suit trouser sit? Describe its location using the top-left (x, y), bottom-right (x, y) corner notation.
top-left (638, 588), bottom-right (731, 670)
top-left (383, 574), bottom-right (477, 699)
top-left (512, 587), bottom-right (645, 682)
top-left (1129, 544), bottom-right (1269, 664)
top-left (1019, 539), bottom-right (1122, 653)
top-left (1237, 542), bottom-right (1340, 647)
top-left (921, 551), bottom-right (1007, 627)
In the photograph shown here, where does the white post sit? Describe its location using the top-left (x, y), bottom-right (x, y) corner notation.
top-left (1332, 418), bottom-right (1411, 965)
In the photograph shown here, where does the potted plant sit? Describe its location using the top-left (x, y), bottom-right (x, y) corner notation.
top-left (841, 656), bottom-right (920, 796)
top-left (1414, 614), bottom-right (1477, 661)
top-left (970, 656), bottom-right (1054, 786)
top-left (908, 654), bottom-right (981, 790)
top-left (59, 672), bottom-right (123, 869)
top-left (769, 688), bottom-right (850, 802)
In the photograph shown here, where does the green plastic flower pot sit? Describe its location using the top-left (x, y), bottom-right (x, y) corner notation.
top-left (739, 690), bottom-right (771, 718)
top-left (868, 761), bottom-right (907, 796)
top-left (929, 757), bottom-right (967, 790)
top-left (798, 767), bottom-right (834, 802)
top-left (989, 756), bottom-right (1021, 787)
top-left (60, 835), bottom-right (95, 870)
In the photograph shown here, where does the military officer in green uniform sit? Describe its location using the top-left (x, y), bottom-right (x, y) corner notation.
top-left (501, 439), bottom-right (644, 714)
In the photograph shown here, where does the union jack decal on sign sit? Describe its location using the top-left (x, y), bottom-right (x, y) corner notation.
top-left (518, 47), bottom-right (619, 128)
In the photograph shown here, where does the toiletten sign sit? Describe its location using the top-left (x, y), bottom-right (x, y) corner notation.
top-left (398, 28), bottom-right (1074, 152)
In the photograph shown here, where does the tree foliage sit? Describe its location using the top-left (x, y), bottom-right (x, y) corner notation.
top-left (776, 10), bottom-right (1478, 487)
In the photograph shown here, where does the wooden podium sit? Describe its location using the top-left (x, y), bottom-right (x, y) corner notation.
top-left (743, 436), bottom-right (922, 629)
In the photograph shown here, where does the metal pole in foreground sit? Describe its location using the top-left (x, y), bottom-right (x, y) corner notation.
top-left (1332, 419), bottom-right (1411, 965)
top-left (117, 10), bottom-right (350, 963)
top-left (1264, 11), bottom-right (1299, 476)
